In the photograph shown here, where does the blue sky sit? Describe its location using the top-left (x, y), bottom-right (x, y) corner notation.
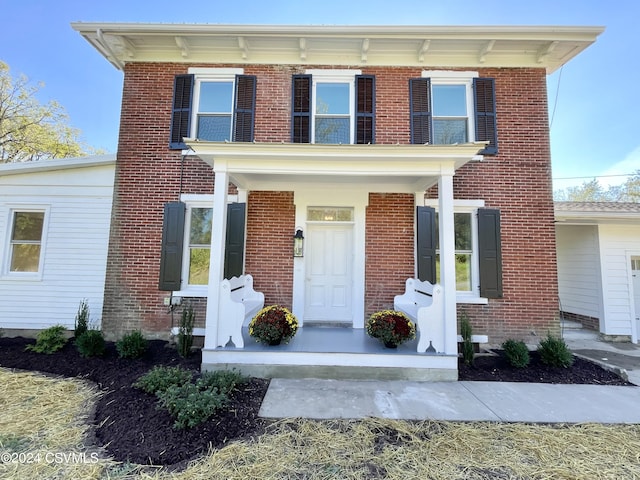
top-left (1, 0), bottom-right (638, 191)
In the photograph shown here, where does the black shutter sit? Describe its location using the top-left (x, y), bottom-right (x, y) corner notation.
top-left (292, 75), bottom-right (312, 143)
top-left (474, 77), bottom-right (498, 155)
top-left (416, 206), bottom-right (437, 283)
top-left (355, 75), bottom-right (375, 144)
top-left (169, 75), bottom-right (194, 150)
top-left (159, 202), bottom-right (186, 291)
top-left (409, 78), bottom-right (431, 145)
top-left (233, 75), bottom-right (256, 142)
top-left (478, 208), bottom-right (503, 298)
top-left (224, 203), bottom-right (246, 279)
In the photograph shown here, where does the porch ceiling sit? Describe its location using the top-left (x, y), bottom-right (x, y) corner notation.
top-left (184, 141), bottom-right (486, 192)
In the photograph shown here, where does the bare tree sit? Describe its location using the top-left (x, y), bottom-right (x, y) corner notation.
top-left (0, 61), bottom-right (91, 163)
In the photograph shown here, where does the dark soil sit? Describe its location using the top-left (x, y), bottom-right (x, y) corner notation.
top-left (0, 336), bottom-right (631, 468)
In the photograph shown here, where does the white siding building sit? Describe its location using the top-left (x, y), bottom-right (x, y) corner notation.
top-left (555, 202), bottom-right (640, 344)
top-left (0, 155), bottom-right (115, 332)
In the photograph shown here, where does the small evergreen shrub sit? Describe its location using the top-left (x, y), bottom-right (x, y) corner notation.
top-left (25, 325), bottom-right (67, 354)
top-left (538, 334), bottom-right (574, 368)
top-left (75, 330), bottom-right (106, 357)
top-left (460, 313), bottom-right (474, 366)
top-left (116, 330), bottom-right (148, 359)
top-left (177, 304), bottom-right (195, 357)
top-left (156, 383), bottom-right (227, 429)
top-left (502, 339), bottom-right (530, 368)
top-left (197, 370), bottom-right (247, 395)
top-left (133, 366), bottom-right (193, 395)
top-left (74, 299), bottom-right (90, 338)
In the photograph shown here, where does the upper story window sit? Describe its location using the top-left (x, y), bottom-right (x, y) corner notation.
top-left (195, 80), bottom-right (234, 141)
top-left (169, 69), bottom-right (256, 150)
top-left (292, 71), bottom-right (375, 145)
top-left (5, 209), bottom-right (47, 275)
top-left (410, 71), bottom-right (497, 155)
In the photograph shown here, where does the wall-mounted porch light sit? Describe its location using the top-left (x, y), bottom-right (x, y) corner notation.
top-left (293, 228), bottom-right (304, 257)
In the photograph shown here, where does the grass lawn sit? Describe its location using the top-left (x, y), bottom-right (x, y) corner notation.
top-left (1, 367), bottom-right (639, 479)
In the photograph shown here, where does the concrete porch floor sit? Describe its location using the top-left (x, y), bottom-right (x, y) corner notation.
top-left (202, 326), bottom-right (458, 381)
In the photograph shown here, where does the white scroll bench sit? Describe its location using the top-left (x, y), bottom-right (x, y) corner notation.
top-left (217, 274), bottom-right (264, 348)
top-left (394, 278), bottom-right (445, 353)
top-left (394, 278), bottom-right (488, 353)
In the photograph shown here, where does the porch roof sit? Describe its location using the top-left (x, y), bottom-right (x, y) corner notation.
top-left (184, 141), bottom-right (486, 192)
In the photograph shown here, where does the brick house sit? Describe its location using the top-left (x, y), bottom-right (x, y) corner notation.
top-left (72, 24), bottom-right (602, 380)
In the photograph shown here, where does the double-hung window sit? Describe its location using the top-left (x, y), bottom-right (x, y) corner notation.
top-left (184, 202), bottom-right (213, 287)
top-left (410, 71), bottom-right (497, 154)
top-left (169, 68), bottom-right (256, 149)
top-left (292, 70), bottom-right (375, 144)
top-left (418, 201), bottom-right (502, 302)
top-left (6, 209), bottom-right (47, 275)
top-left (159, 195), bottom-right (246, 296)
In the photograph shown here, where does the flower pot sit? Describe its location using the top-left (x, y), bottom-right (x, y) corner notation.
top-left (384, 341), bottom-right (398, 349)
top-left (268, 338), bottom-right (282, 346)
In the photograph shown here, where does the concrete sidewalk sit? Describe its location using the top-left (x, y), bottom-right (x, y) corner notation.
top-left (260, 378), bottom-right (640, 423)
top-left (260, 328), bottom-right (640, 424)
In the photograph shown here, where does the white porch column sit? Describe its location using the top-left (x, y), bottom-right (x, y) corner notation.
top-left (204, 168), bottom-right (229, 350)
top-left (438, 172), bottom-right (458, 356)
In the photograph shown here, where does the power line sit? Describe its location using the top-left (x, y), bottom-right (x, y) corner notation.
top-left (553, 173), bottom-right (635, 180)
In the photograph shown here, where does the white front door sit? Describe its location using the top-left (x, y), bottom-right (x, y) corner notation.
top-left (631, 257), bottom-right (640, 342)
top-left (305, 224), bottom-right (353, 322)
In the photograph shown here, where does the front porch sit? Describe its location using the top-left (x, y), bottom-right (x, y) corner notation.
top-left (202, 326), bottom-right (458, 381)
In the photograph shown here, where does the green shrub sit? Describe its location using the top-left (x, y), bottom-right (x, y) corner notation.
top-left (538, 334), bottom-right (574, 368)
top-left (75, 330), bottom-right (105, 357)
top-left (460, 313), bottom-right (474, 366)
top-left (133, 366), bottom-right (193, 395)
top-left (502, 339), bottom-right (530, 368)
top-left (156, 382), bottom-right (227, 429)
top-left (74, 299), bottom-right (90, 338)
top-left (116, 330), bottom-right (148, 359)
top-left (197, 370), bottom-right (247, 395)
top-left (25, 325), bottom-right (67, 354)
top-left (177, 304), bottom-right (195, 357)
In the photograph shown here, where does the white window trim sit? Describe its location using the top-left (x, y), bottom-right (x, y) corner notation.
top-left (425, 199), bottom-right (488, 304)
top-left (172, 194), bottom-right (238, 297)
top-left (187, 67), bottom-right (244, 142)
top-left (305, 69), bottom-right (361, 145)
top-left (422, 70), bottom-right (478, 144)
top-left (2, 205), bottom-right (50, 281)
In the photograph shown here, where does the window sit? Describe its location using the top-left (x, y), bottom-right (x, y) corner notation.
top-left (292, 71), bottom-right (375, 144)
top-left (159, 195), bottom-right (246, 295)
top-left (432, 85), bottom-right (468, 144)
top-left (8, 210), bottom-right (45, 273)
top-left (410, 71), bottom-right (497, 154)
top-left (434, 212), bottom-right (475, 292)
top-left (195, 81), bottom-right (234, 142)
top-left (315, 83), bottom-right (351, 144)
top-left (418, 201), bottom-right (502, 302)
top-left (169, 69), bottom-right (256, 149)
top-left (185, 206), bottom-right (212, 285)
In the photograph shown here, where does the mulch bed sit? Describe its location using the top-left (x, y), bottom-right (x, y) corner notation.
top-left (0, 336), bottom-right (632, 468)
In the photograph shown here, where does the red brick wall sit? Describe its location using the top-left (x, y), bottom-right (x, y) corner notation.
top-left (365, 193), bottom-right (415, 315)
top-left (448, 68), bottom-right (558, 343)
top-left (245, 191), bottom-right (295, 308)
top-left (105, 62), bottom-right (558, 344)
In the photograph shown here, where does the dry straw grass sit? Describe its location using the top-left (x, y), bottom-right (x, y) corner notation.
top-left (1, 367), bottom-right (640, 479)
top-left (0, 368), bottom-right (114, 479)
